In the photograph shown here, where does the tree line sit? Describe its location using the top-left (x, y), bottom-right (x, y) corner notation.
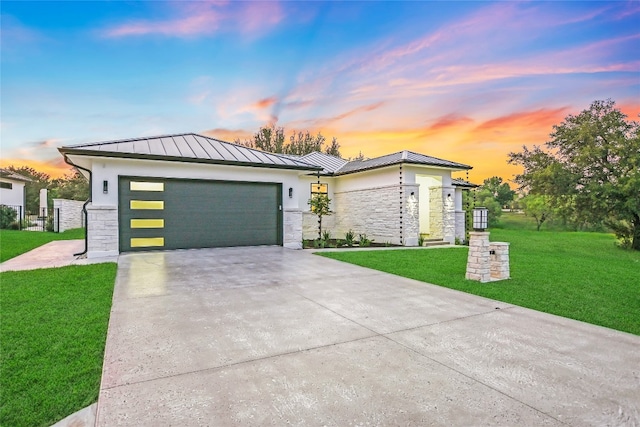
top-left (3, 166), bottom-right (89, 214)
top-left (473, 99), bottom-right (639, 250)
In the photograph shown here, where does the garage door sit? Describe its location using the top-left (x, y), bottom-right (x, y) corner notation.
top-left (119, 177), bottom-right (282, 252)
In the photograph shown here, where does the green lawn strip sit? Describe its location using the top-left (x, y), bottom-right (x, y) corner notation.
top-left (0, 263), bottom-right (117, 427)
top-left (0, 228), bottom-right (85, 263)
top-left (318, 229), bottom-right (640, 335)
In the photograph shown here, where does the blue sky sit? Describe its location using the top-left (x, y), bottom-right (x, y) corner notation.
top-left (1, 1), bottom-right (638, 181)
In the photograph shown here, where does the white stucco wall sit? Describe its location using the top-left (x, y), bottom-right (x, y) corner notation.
top-left (66, 154), bottom-right (310, 257)
top-left (53, 199), bottom-right (85, 232)
top-left (0, 179), bottom-right (26, 217)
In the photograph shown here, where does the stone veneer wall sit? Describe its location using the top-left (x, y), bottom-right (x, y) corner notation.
top-left (283, 209), bottom-right (303, 249)
top-left (490, 242), bottom-right (510, 280)
top-left (86, 204), bottom-right (118, 258)
top-left (302, 212), bottom-right (336, 240)
top-left (428, 187), bottom-right (444, 240)
top-left (465, 231), bottom-right (491, 282)
top-left (53, 199), bottom-right (85, 232)
top-left (466, 232), bottom-right (510, 282)
top-left (442, 187), bottom-right (455, 244)
top-left (403, 184), bottom-right (420, 246)
top-left (332, 184), bottom-right (415, 246)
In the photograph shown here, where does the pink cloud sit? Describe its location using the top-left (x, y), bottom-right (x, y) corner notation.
top-left (102, 1), bottom-right (285, 38)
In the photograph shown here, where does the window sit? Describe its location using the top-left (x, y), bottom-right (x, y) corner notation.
top-left (0, 182), bottom-right (12, 189)
top-left (311, 183), bottom-right (328, 195)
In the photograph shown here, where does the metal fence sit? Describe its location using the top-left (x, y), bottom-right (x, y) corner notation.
top-left (0, 204), bottom-right (60, 232)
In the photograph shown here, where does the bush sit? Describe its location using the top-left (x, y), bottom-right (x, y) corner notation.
top-left (344, 230), bottom-right (356, 247)
top-left (0, 205), bottom-right (17, 229)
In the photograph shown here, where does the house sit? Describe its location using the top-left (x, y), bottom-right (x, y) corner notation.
top-left (58, 133), bottom-right (473, 258)
top-left (0, 168), bottom-right (31, 221)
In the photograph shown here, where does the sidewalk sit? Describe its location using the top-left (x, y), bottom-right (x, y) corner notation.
top-left (0, 239), bottom-right (117, 272)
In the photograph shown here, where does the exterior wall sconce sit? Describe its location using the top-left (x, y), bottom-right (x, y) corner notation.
top-left (473, 207), bottom-right (488, 231)
top-left (288, 187), bottom-right (293, 198)
top-left (103, 180), bottom-right (109, 194)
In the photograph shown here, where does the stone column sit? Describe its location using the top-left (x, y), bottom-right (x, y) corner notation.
top-left (466, 231), bottom-right (491, 282)
top-left (490, 242), bottom-right (510, 280)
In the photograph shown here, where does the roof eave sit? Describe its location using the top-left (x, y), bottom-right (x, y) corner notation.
top-left (59, 148), bottom-right (322, 172)
top-left (334, 159), bottom-right (472, 176)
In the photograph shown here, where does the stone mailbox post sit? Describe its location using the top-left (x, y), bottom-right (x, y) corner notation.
top-left (465, 207), bottom-right (510, 283)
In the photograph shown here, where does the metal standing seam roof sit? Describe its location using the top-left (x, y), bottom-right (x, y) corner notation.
top-left (58, 133), bottom-right (321, 171)
top-left (334, 150), bottom-right (472, 175)
top-left (452, 178), bottom-right (479, 188)
top-left (0, 168), bottom-right (33, 182)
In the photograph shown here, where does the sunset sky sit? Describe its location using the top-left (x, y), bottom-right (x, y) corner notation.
top-left (2, 1), bottom-right (639, 184)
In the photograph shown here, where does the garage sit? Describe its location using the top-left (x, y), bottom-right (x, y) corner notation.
top-left (119, 177), bottom-right (282, 252)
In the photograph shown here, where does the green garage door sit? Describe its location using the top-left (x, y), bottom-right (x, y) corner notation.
top-left (119, 177), bottom-right (282, 252)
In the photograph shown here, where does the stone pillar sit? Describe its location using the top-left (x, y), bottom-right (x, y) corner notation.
top-left (490, 242), bottom-right (510, 280)
top-left (403, 184), bottom-right (420, 246)
top-left (283, 209), bottom-right (303, 249)
top-left (443, 187), bottom-right (455, 244)
top-left (86, 204), bottom-right (119, 258)
top-left (466, 231), bottom-right (491, 282)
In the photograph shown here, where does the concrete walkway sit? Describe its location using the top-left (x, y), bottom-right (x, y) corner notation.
top-left (97, 246), bottom-right (640, 426)
top-left (0, 239), bottom-right (118, 272)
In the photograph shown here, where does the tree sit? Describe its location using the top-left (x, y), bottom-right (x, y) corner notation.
top-left (7, 166), bottom-right (50, 214)
top-left (508, 99), bottom-right (640, 249)
top-left (474, 188), bottom-right (502, 228)
top-left (522, 195), bottom-right (553, 231)
top-left (308, 193), bottom-right (331, 239)
top-left (236, 125), bottom-right (343, 158)
top-left (481, 176), bottom-right (515, 208)
top-left (51, 170), bottom-right (89, 201)
top-left (286, 130), bottom-right (324, 155)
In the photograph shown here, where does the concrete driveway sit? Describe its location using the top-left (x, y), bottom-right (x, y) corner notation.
top-left (97, 246), bottom-right (639, 426)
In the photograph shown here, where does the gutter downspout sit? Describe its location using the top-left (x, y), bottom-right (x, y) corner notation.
top-left (63, 154), bottom-right (91, 257)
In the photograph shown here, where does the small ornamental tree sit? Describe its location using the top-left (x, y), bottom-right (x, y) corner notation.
top-left (308, 193), bottom-right (331, 239)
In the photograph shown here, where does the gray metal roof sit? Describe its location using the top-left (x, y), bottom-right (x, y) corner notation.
top-left (452, 178), bottom-right (479, 188)
top-left (0, 168), bottom-right (32, 182)
top-left (298, 152), bottom-right (349, 174)
top-left (334, 150), bottom-right (471, 175)
top-left (58, 133), bottom-right (321, 171)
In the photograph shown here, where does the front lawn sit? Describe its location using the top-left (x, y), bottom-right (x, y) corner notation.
top-left (0, 263), bottom-right (117, 427)
top-left (0, 228), bottom-right (85, 263)
top-left (319, 229), bottom-right (640, 335)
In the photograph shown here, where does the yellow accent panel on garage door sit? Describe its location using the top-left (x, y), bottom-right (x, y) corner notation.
top-left (130, 200), bottom-right (164, 210)
top-left (130, 219), bottom-right (165, 228)
top-left (130, 237), bottom-right (165, 248)
top-left (130, 181), bottom-right (164, 192)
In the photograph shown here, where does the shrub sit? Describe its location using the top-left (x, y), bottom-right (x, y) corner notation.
top-left (344, 230), bottom-right (356, 247)
top-left (418, 235), bottom-right (425, 247)
top-left (358, 234), bottom-right (372, 247)
top-left (0, 205), bottom-right (17, 229)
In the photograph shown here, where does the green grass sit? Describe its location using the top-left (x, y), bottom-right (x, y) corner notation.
top-left (0, 228), bottom-right (85, 263)
top-left (0, 263), bottom-right (117, 427)
top-left (318, 228), bottom-right (640, 335)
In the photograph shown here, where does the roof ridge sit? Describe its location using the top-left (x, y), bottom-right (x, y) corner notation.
top-left (62, 132), bottom-right (197, 148)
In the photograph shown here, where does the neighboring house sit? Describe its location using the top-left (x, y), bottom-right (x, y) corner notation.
top-left (0, 168), bottom-right (31, 221)
top-left (58, 133), bottom-right (473, 258)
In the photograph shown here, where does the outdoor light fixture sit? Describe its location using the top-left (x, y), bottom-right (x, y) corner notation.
top-left (103, 180), bottom-right (109, 194)
top-left (410, 191), bottom-right (415, 196)
top-left (473, 207), bottom-right (488, 231)
top-left (288, 187), bottom-right (293, 198)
